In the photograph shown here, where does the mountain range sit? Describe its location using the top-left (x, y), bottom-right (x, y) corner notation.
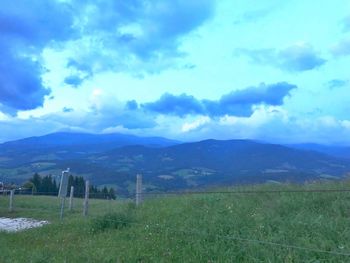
top-left (287, 143), bottom-right (350, 159)
top-left (0, 132), bottom-right (349, 195)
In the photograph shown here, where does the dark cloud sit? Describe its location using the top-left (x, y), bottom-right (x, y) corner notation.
top-left (0, 0), bottom-right (215, 113)
top-left (236, 43), bottom-right (326, 72)
top-left (0, 1), bottom-right (74, 46)
top-left (66, 59), bottom-right (93, 75)
top-left (125, 100), bottom-right (139, 111)
top-left (142, 93), bottom-right (204, 117)
top-left (0, 49), bottom-right (50, 114)
top-left (65, 0), bottom-right (215, 76)
top-left (64, 75), bottom-right (85, 88)
top-left (142, 82), bottom-right (297, 117)
top-left (0, 1), bottom-right (75, 114)
top-left (221, 82), bottom-right (295, 105)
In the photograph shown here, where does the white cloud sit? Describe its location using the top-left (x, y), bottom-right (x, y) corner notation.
top-left (219, 105), bottom-right (288, 127)
top-left (181, 116), bottom-right (211, 132)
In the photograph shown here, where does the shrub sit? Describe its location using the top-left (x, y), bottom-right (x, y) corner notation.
top-left (90, 211), bottom-right (135, 233)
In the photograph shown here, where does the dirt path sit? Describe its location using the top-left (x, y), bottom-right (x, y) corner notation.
top-left (0, 217), bottom-right (49, 232)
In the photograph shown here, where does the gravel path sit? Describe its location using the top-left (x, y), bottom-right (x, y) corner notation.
top-left (0, 217), bottom-right (49, 232)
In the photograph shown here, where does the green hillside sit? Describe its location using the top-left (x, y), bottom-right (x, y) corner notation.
top-left (1, 138), bottom-right (350, 196)
top-left (1, 180), bottom-right (350, 262)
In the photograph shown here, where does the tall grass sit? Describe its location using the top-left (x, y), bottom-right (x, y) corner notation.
top-left (0, 180), bottom-right (350, 262)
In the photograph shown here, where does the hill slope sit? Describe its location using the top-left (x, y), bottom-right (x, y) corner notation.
top-left (1, 181), bottom-right (350, 262)
top-left (288, 143), bottom-right (350, 159)
top-left (0, 132), bottom-right (179, 166)
top-left (79, 140), bottom-right (349, 192)
top-left (1, 134), bottom-right (349, 194)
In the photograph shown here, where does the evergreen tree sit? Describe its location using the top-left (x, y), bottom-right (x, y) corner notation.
top-left (67, 174), bottom-right (74, 194)
top-left (53, 178), bottom-right (58, 195)
top-left (108, 188), bottom-right (116, 200)
top-left (30, 173), bottom-right (42, 194)
top-left (27, 173), bottom-right (109, 199)
top-left (102, 186), bottom-right (109, 199)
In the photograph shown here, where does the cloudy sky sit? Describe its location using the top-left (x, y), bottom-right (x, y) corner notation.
top-left (1, 0), bottom-right (350, 144)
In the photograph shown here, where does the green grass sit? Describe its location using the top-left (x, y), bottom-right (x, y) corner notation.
top-left (1, 180), bottom-right (350, 262)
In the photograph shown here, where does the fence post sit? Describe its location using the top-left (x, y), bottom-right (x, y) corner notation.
top-left (9, 190), bottom-right (14, 212)
top-left (69, 186), bottom-right (74, 211)
top-left (83, 181), bottom-right (89, 216)
top-left (136, 174), bottom-right (142, 206)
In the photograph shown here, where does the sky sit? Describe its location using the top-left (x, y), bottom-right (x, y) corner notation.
top-left (0, 0), bottom-right (350, 144)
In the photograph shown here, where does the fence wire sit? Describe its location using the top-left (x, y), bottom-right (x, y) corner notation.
top-left (1, 186), bottom-right (350, 260)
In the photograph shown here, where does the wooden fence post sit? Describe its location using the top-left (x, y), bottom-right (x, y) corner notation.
top-left (69, 186), bottom-right (74, 211)
top-left (136, 174), bottom-right (142, 206)
top-left (9, 190), bottom-right (14, 212)
top-left (83, 181), bottom-right (89, 216)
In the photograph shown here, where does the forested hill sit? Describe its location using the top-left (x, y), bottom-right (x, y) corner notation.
top-left (1, 133), bottom-right (349, 195)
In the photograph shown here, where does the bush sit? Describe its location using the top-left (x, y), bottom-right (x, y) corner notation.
top-left (90, 211), bottom-right (135, 233)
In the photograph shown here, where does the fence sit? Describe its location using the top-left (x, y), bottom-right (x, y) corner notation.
top-left (1, 174), bottom-right (350, 261)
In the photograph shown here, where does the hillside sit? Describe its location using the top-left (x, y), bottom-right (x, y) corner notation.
top-left (0, 132), bottom-right (179, 171)
top-left (1, 181), bottom-right (350, 262)
top-left (79, 140), bottom-right (350, 193)
top-left (1, 133), bottom-right (350, 194)
top-left (288, 143), bottom-right (350, 159)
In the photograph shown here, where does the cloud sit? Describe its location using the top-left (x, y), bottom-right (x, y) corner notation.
top-left (331, 38), bottom-right (350, 56)
top-left (62, 107), bottom-right (74, 113)
top-left (0, 51), bottom-right (51, 115)
top-left (327, 79), bottom-right (349, 89)
top-left (342, 15), bottom-right (350, 32)
top-left (86, 89), bottom-right (157, 130)
top-left (63, 0), bottom-right (215, 76)
top-left (0, 81), bottom-right (293, 141)
top-left (176, 106), bottom-right (350, 145)
top-left (142, 93), bottom-right (205, 117)
top-left (0, 96), bottom-right (157, 142)
top-left (0, 1), bottom-right (75, 114)
top-left (0, 1), bottom-right (74, 46)
top-left (1, 104), bottom-right (350, 145)
top-left (221, 82), bottom-right (296, 106)
top-left (181, 116), bottom-right (211, 132)
top-left (142, 82), bottom-right (297, 117)
top-left (236, 43), bottom-right (326, 72)
top-left (233, 6), bottom-right (276, 25)
top-left (64, 75), bottom-right (85, 88)
top-left (0, 0), bottom-right (215, 112)
top-left (125, 100), bottom-right (139, 111)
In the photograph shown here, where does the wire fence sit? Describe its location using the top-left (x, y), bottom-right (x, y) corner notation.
top-left (1, 178), bottom-right (350, 261)
top-left (73, 217), bottom-right (350, 258)
top-left (141, 188), bottom-right (350, 196)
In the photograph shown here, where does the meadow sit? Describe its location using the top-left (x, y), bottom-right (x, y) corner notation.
top-left (1, 180), bottom-right (350, 262)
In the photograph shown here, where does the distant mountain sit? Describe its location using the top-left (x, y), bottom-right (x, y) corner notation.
top-left (288, 143), bottom-right (350, 159)
top-left (0, 132), bottom-right (180, 166)
top-left (1, 135), bottom-right (349, 195)
top-left (1, 132), bottom-right (179, 149)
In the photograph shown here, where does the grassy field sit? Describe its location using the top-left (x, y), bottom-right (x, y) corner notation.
top-left (1, 180), bottom-right (350, 262)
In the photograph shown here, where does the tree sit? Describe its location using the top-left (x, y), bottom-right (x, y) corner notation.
top-left (30, 173), bottom-right (42, 193)
top-left (108, 188), bottom-right (116, 200)
top-left (28, 174), bottom-right (58, 195)
top-left (102, 186), bottom-right (109, 199)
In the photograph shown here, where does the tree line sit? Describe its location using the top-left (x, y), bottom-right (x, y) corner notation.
top-left (22, 173), bottom-right (116, 199)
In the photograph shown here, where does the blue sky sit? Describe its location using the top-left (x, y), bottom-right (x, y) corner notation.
top-left (0, 0), bottom-right (350, 144)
